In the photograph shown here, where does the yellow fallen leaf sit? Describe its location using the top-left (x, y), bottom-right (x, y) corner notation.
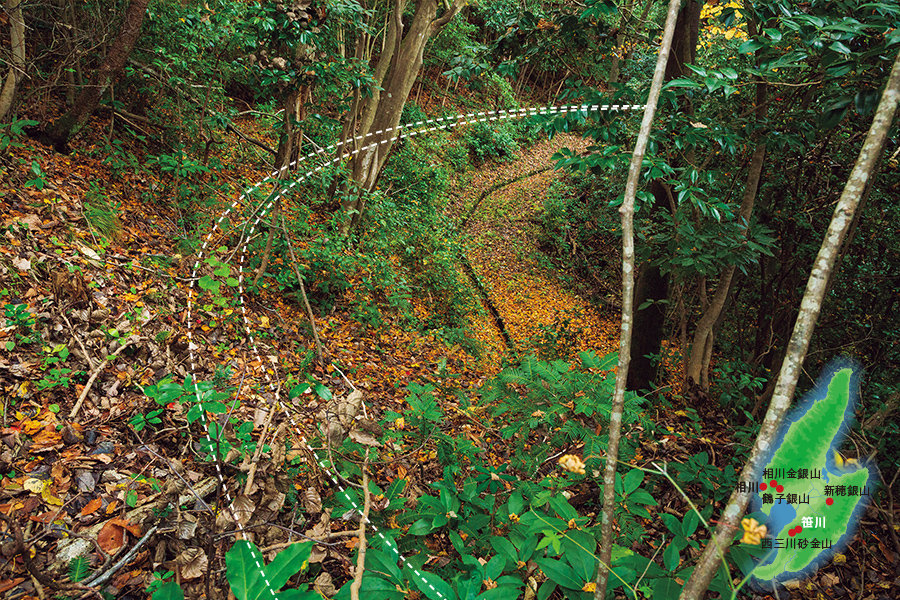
top-left (23, 478), bottom-right (46, 493)
top-left (42, 486), bottom-right (64, 506)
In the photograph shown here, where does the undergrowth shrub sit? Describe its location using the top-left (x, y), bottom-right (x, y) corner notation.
top-left (480, 351), bottom-right (651, 475)
top-left (464, 120), bottom-right (520, 165)
top-left (83, 184), bottom-right (123, 242)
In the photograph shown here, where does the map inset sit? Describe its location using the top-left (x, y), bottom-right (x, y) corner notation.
top-left (750, 365), bottom-right (875, 582)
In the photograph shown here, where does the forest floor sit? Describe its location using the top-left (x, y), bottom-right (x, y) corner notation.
top-left (447, 133), bottom-right (621, 370)
top-left (0, 119), bottom-right (892, 600)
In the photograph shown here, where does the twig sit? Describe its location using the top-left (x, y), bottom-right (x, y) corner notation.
top-left (280, 213), bottom-right (326, 365)
top-left (244, 407), bottom-right (281, 496)
top-left (350, 456), bottom-right (371, 600)
top-left (69, 335), bottom-right (139, 418)
top-left (80, 525), bottom-right (160, 590)
top-left (60, 312), bottom-right (95, 370)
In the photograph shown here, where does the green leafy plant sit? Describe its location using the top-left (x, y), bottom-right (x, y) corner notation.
top-left (3, 303), bottom-right (39, 349)
top-left (83, 184), bottom-right (123, 241)
top-left (226, 540), bottom-right (319, 600)
top-left (0, 118), bottom-right (38, 154)
top-left (24, 160), bottom-right (47, 190)
top-left (481, 351), bottom-right (649, 474)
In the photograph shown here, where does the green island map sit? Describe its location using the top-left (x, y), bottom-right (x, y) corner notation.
top-left (751, 366), bottom-right (875, 582)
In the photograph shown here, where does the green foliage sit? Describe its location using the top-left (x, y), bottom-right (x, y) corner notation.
top-left (463, 120), bottom-right (520, 165)
top-left (24, 160), bottom-right (47, 190)
top-left (0, 118), bottom-right (38, 155)
top-left (226, 540), bottom-right (318, 600)
top-left (83, 184), bottom-right (123, 242)
top-left (527, 307), bottom-right (585, 359)
top-left (3, 303), bottom-right (39, 349)
top-left (382, 382), bottom-right (481, 474)
top-left (670, 451), bottom-right (737, 506)
top-left (480, 351), bottom-right (649, 474)
top-left (151, 581), bottom-right (183, 600)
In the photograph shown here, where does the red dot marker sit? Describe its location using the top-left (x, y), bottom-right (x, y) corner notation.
top-left (788, 528), bottom-right (796, 537)
top-left (760, 483), bottom-right (768, 491)
top-left (795, 526), bottom-right (802, 534)
top-left (776, 485), bottom-right (785, 493)
top-left (770, 480), bottom-right (778, 487)
top-left (826, 497), bottom-right (834, 506)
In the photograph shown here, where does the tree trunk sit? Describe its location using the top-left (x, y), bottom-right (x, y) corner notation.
top-left (626, 0), bottom-right (702, 390)
top-left (45, 0), bottom-right (150, 151)
top-left (686, 141), bottom-right (767, 387)
top-left (594, 3), bottom-right (683, 598)
top-left (340, 0), bottom-right (464, 234)
top-left (680, 46), bottom-right (900, 600)
top-left (0, 0), bottom-right (26, 121)
top-left (626, 260), bottom-right (668, 391)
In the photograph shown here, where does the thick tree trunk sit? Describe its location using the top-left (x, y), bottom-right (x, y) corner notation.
top-left (626, 0), bottom-right (702, 390)
top-left (626, 260), bottom-right (668, 391)
top-left (45, 0), bottom-right (150, 151)
top-left (0, 0), bottom-right (26, 121)
top-left (680, 46), bottom-right (900, 600)
top-left (339, 0), bottom-right (464, 234)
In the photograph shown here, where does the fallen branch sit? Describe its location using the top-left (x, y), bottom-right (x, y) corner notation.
top-left (349, 456), bottom-right (371, 600)
top-left (281, 213), bottom-right (326, 366)
top-left (226, 123), bottom-right (277, 156)
top-left (80, 525), bottom-right (160, 590)
top-left (69, 335), bottom-right (139, 419)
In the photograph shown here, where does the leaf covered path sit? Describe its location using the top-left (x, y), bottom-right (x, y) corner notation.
top-left (450, 134), bottom-right (621, 368)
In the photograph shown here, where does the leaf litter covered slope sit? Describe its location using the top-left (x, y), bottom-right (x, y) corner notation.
top-left (450, 133), bottom-right (621, 368)
top-left (0, 129), bottom-right (489, 599)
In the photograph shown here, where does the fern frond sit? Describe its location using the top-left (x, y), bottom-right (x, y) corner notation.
top-left (68, 555), bottom-right (91, 583)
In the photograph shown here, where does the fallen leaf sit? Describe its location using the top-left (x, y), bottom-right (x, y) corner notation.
top-left (23, 478), bottom-right (45, 493)
top-left (98, 519), bottom-right (125, 553)
top-left (174, 548), bottom-right (207, 580)
top-left (81, 497), bottom-right (104, 517)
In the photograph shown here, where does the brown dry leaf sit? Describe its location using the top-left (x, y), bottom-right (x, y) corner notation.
top-left (303, 488), bottom-right (322, 514)
top-left (98, 519), bottom-right (126, 553)
top-left (0, 578), bottom-right (26, 594)
top-left (349, 429), bottom-right (381, 447)
top-left (231, 494), bottom-right (255, 527)
top-left (175, 548), bottom-right (207, 580)
top-left (177, 513), bottom-right (199, 540)
top-left (30, 428), bottom-right (64, 452)
top-left (305, 511), bottom-right (330, 539)
top-left (81, 497), bottom-right (103, 517)
top-left (313, 572), bottom-right (336, 596)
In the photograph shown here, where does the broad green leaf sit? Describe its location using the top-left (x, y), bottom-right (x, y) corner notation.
top-left (738, 38), bottom-right (767, 53)
top-left (225, 540), bottom-right (268, 600)
top-left (279, 590), bottom-right (320, 600)
top-left (534, 558), bottom-right (583, 590)
top-left (490, 536), bottom-right (518, 565)
top-left (411, 570), bottom-right (457, 600)
top-left (152, 582), bottom-right (185, 600)
top-left (652, 577), bottom-right (683, 600)
top-left (662, 541), bottom-right (681, 572)
top-left (265, 542), bottom-right (311, 590)
top-left (477, 586), bottom-right (524, 600)
top-left (622, 468), bottom-right (644, 495)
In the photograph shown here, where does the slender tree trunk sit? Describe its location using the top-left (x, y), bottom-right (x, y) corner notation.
top-left (0, 0), bottom-right (26, 121)
top-left (608, 0), bottom-right (635, 85)
top-left (686, 142), bottom-right (767, 386)
top-left (680, 46), bottom-right (900, 600)
top-left (593, 0), bottom-right (682, 597)
top-left (45, 0), bottom-right (150, 150)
